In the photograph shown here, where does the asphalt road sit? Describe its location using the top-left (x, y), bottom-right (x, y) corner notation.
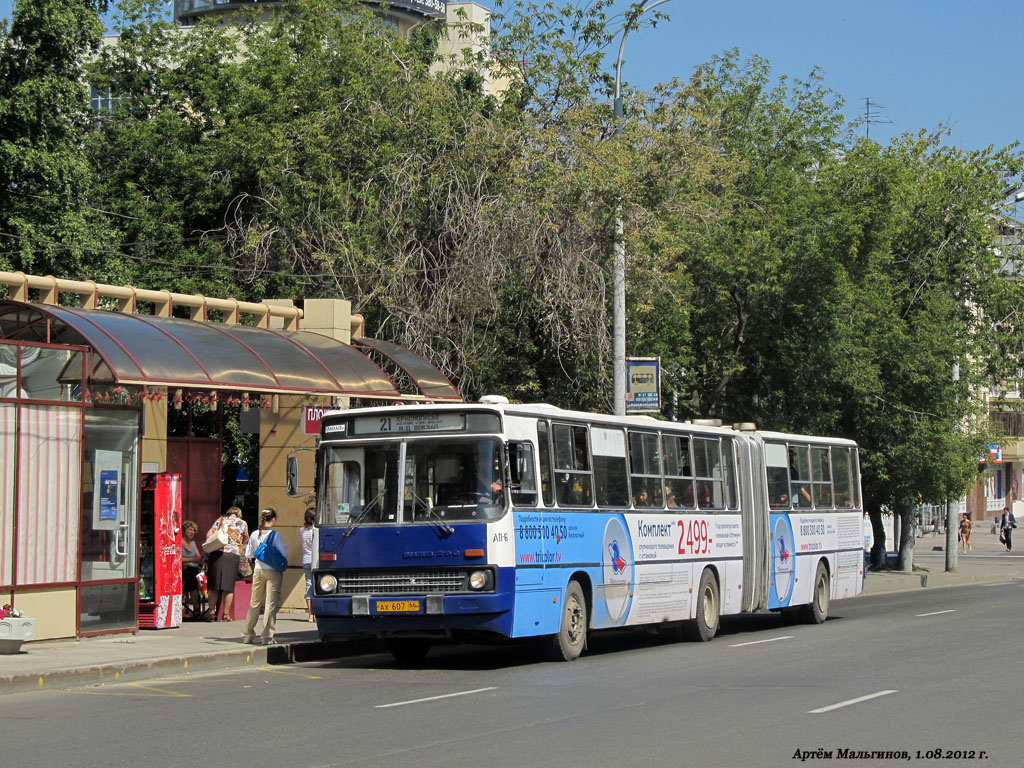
top-left (2, 582), bottom-right (1023, 768)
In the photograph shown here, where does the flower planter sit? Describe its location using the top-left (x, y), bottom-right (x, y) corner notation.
top-left (0, 616), bottom-right (36, 654)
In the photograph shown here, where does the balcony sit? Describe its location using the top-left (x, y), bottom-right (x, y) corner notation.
top-left (174, 1), bottom-right (286, 26)
top-left (173, 0), bottom-right (449, 26)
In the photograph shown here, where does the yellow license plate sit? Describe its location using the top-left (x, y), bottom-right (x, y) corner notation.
top-left (376, 600), bottom-right (421, 612)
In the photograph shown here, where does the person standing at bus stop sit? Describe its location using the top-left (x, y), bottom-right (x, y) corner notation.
top-left (205, 506), bottom-right (249, 621)
top-left (242, 508), bottom-right (289, 644)
top-left (302, 506), bottom-right (316, 622)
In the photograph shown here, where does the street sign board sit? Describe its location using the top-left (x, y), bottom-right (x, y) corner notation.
top-left (625, 357), bottom-right (661, 414)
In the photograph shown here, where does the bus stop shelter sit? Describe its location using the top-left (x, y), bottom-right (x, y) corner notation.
top-left (0, 297), bottom-right (460, 639)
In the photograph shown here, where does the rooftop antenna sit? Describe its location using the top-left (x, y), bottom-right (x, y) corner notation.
top-left (863, 97), bottom-right (891, 139)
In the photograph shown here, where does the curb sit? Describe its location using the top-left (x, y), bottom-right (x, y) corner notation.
top-left (0, 638), bottom-right (371, 698)
top-left (0, 646), bottom-right (269, 697)
top-left (862, 570), bottom-right (1023, 596)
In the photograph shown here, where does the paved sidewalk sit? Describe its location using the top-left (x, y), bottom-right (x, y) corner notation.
top-left (3, 529), bottom-right (1022, 696)
top-left (862, 524), bottom-right (1024, 595)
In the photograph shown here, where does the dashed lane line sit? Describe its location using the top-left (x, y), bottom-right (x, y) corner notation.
top-left (808, 690), bottom-right (897, 714)
top-left (729, 636), bottom-right (794, 648)
top-left (376, 687), bottom-right (499, 709)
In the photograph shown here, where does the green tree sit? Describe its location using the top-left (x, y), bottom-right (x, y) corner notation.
top-left (0, 0), bottom-right (110, 279)
top-left (87, 0), bottom-right (669, 407)
top-left (806, 135), bottom-right (1022, 568)
top-left (640, 52), bottom-right (1023, 566)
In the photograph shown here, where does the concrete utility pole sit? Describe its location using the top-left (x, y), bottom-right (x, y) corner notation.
top-left (612, 0), bottom-right (671, 416)
top-left (945, 499), bottom-right (959, 572)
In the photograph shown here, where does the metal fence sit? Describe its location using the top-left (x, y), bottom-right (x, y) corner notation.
top-left (918, 501), bottom-right (966, 533)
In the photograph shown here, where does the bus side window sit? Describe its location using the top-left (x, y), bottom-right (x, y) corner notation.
top-left (537, 422), bottom-right (554, 506)
top-left (789, 445), bottom-right (812, 508)
top-left (593, 426), bottom-right (629, 508)
top-left (663, 434), bottom-right (695, 508)
top-left (629, 431), bottom-right (664, 508)
top-left (811, 446), bottom-right (833, 507)
top-left (508, 441), bottom-right (538, 507)
top-left (553, 423), bottom-right (593, 507)
top-left (832, 447), bottom-right (854, 508)
top-left (722, 438), bottom-right (739, 509)
top-left (693, 437), bottom-right (724, 510)
top-left (764, 442), bottom-right (791, 508)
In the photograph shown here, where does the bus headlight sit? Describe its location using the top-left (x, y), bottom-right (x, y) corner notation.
top-left (468, 570), bottom-right (488, 590)
top-left (318, 574), bottom-right (338, 594)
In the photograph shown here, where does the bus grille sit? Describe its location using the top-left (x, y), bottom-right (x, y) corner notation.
top-left (334, 570), bottom-right (464, 595)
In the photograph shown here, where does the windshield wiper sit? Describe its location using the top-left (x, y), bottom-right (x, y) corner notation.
top-left (343, 492), bottom-right (382, 539)
top-left (411, 493), bottom-right (454, 537)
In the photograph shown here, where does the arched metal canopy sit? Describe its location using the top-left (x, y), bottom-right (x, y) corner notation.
top-left (0, 300), bottom-right (461, 400)
top-left (354, 337), bottom-right (462, 401)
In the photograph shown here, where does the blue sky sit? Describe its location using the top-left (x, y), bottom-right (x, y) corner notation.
top-left (0, 0), bottom-right (1020, 153)
top-left (616, 0), bottom-right (1022, 152)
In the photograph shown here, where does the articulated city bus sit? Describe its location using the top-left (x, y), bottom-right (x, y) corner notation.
top-left (310, 398), bottom-right (864, 661)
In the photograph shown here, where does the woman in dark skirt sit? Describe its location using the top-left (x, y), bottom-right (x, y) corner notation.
top-left (205, 506), bottom-right (249, 621)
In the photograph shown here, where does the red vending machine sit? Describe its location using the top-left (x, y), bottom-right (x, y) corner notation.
top-left (139, 473), bottom-right (183, 629)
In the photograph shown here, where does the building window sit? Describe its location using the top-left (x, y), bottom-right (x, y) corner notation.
top-left (90, 84), bottom-right (117, 114)
top-left (991, 410), bottom-right (1024, 437)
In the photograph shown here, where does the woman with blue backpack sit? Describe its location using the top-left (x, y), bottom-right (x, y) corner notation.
top-left (241, 508), bottom-right (289, 645)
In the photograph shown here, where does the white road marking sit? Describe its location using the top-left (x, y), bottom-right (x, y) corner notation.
top-left (729, 635), bottom-right (794, 647)
top-left (916, 609), bottom-right (956, 617)
top-left (376, 686), bottom-right (499, 709)
top-left (809, 690), bottom-right (897, 714)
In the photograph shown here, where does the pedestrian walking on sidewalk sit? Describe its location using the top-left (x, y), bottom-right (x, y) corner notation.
top-left (999, 506), bottom-right (1016, 552)
top-left (242, 508), bottom-right (289, 645)
top-left (959, 513), bottom-right (973, 552)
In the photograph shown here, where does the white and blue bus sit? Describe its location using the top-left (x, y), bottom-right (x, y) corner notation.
top-left (311, 398), bottom-right (864, 661)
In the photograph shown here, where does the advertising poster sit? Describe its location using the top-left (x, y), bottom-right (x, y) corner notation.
top-left (513, 509), bottom-right (743, 630)
top-left (99, 470), bottom-right (119, 521)
top-left (92, 449), bottom-right (122, 530)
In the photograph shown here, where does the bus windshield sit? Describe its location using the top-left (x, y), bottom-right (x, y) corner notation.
top-left (321, 438), bottom-right (507, 526)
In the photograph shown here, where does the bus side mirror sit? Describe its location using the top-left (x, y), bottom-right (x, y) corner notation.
top-left (286, 456), bottom-right (299, 497)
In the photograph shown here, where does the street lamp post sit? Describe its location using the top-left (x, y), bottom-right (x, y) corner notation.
top-left (612, 0), bottom-right (671, 416)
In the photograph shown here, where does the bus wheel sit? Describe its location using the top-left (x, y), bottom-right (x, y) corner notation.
top-left (548, 581), bottom-right (587, 661)
top-left (800, 561), bottom-right (830, 624)
top-left (685, 569), bottom-right (720, 642)
top-left (388, 639), bottom-right (431, 662)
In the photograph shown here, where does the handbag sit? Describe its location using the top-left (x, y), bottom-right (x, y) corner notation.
top-left (253, 530), bottom-right (288, 572)
top-left (203, 524), bottom-right (229, 554)
top-left (238, 558), bottom-right (253, 579)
